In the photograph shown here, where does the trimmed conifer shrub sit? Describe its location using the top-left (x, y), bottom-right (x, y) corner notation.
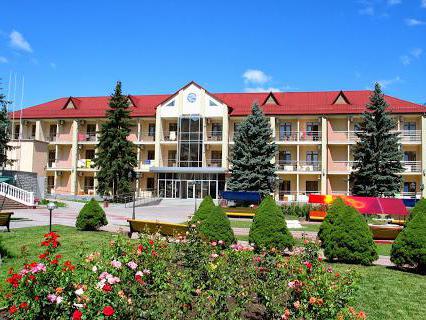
top-left (407, 198), bottom-right (426, 222)
top-left (198, 205), bottom-right (235, 245)
top-left (318, 198), bottom-right (377, 265)
top-left (76, 198), bottom-right (108, 231)
top-left (191, 195), bottom-right (215, 223)
top-left (391, 199), bottom-right (426, 273)
top-left (249, 196), bottom-right (294, 251)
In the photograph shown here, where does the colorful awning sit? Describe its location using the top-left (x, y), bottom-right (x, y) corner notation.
top-left (308, 194), bottom-right (408, 216)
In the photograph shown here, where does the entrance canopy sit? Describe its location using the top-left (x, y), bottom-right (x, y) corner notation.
top-left (150, 167), bottom-right (226, 174)
top-left (308, 194), bottom-right (409, 216)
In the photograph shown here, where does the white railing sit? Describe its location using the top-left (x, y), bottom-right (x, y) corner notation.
top-left (205, 131), bottom-right (223, 141)
top-left (329, 161), bottom-right (356, 172)
top-left (400, 130), bottom-right (421, 142)
top-left (0, 182), bottom-right (35, 206)
top-left (328, 131), bottom-right (361, 142)
top-left (402, 161), bottom-right (421, 173)
top-left (276, 160), bottom-right (321, 172)
top-left (276, 131), bottom-right (322, 142)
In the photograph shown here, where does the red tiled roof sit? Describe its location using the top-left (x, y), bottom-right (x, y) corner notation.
top-left (10, 88), bottom-right (425, 119)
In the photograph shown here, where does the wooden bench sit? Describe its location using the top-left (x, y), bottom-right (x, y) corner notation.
top-left (308, 210), bottom-right (327, 222)
top-left (127, 219), bottom-right (188, 237)
top-left (225, 212), bottom-right (255, 218)
top-left (0, 212), bottom-right (13, 232)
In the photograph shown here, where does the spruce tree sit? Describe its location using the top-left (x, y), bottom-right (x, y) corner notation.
top-left (0, 81), bottom-right (12, 169)
top-left (227, 103), bottom-right (277, 196)
top-left (350, 83), bottom-right (403, 197)
top-left (94, 82), bottom-right (137, 197)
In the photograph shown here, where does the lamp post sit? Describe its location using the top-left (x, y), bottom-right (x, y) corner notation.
top-left (47, 202), bottom-right (57, 232)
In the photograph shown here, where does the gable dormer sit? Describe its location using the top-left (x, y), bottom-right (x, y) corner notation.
top-left (262, 92), bottom-right (279, 105)
top-left (62, 97), bottom-right (81, 109)
top-left (127, 95), bottom-right (137, 107)
top-left (333, 91), bottom-right (351, 105)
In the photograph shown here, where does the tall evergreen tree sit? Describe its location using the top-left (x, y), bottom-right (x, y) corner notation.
top-left (94, 82), bottom-right (137, 197)
top-left (350, 83), bottom-right (403, 197)
top-left (0, 81), bottom-right (12, 169)
top-left (227, 103), bottom-right (277, 196)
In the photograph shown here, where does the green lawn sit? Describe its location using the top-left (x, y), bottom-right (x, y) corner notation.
top-left (376, 243), bottom-right (392, 256)
top-left (334, 264), bottom-right (426, 320)
top-left (0, 225), bottom-right (113, 284)
top-left (1, 226), bottom-right (425, 319)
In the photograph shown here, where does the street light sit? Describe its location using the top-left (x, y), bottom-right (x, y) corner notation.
top-left (47, 202), bottom-right (57, 233)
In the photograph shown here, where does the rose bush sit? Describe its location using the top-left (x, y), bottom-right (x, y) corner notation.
top-left (4, 229), bottom-right (365, 319)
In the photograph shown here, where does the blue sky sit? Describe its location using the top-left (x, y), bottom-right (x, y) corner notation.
top-left (0, 0), bottom-right (425, 108)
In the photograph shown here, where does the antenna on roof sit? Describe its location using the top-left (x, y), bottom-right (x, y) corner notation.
top-left (6, 71), bottom-right (12, 112)
top-left (19, 76), bottom-right (25, 135)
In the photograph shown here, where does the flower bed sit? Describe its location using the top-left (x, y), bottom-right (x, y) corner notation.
top-left (4, 230), bottom-right (365, 319)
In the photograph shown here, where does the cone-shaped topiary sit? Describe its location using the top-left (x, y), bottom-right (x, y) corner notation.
top-left (318, 198), bottom-right (377, 265)
top-left (249, 196), bottom-right (294, 251)
top-left (391, 199), bottom-right (426, 273)
top-left (407, 198), bottom-right (426, 222)
top-left (190, 195), bottom-right (215, 224)
top-left (198, 205), bottom-right (236, 245)
top-left (76, 198), bottom-right (108, 231)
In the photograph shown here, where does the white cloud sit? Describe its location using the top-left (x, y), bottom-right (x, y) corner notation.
top-left (50, 62), bottom-right (56, 69)
top-left (9, 30), bottom-right (32, 52)
top-left (376, 76), bottom-right (401, 88)
top-left (242, 69), bottom-right (271, 84)
top-left (359, 6), bottom-right (375, 15)
top-left (411, 48), bottom-right (423, 58)
top-left (244, 87), bottom-right (281, 93)
top-left (422, 0), bottom-right (426, 8)
top-left (405, 18), bottom-right (426, 26)
top-left (400, 48), bottom-right (423, 65)
top-left (0, 56), bottom-right (8, 63)
top-left (388, 0), bottom-right (401, 5)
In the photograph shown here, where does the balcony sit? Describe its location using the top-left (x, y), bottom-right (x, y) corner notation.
top-left (276, 161), bottom-right (321, 172)
top-left (77, 159), bottom-right (95, 169)
top-left (139, 132), bottom-right (156, 142)
top-left (328, 161), bottom-right (355, 172)
top-left (276, 131), bottom-right (322, 142)
top-left (78, 133), bottom-right (97, 143)
top-left (162, 131), bottom-right (178, 142)
top-left (206, 159), bottom-right (222, 167)
top-left (402, 161), bottom-right (421, 173)
top-left (328, 131), bottom-right (361, 143)
top-left (167, 159), bottom-right (178, 167)
top-left (400, 130), bottom-right (421, 143)
top-left (205, 131), bottom-right (223, 142)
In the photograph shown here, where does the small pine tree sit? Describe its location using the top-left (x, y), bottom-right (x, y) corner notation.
top-left (0, 81), bottom-right (13, 169)
top-left (190, 195), bottom-right (215, 223)
top-left (94, 81), bottom-right (138, 197)
top-left (407, 199), bottom-right (426, 222)
top-left (318, 198), bottom-right (378, 265)
top-left (391, 199), bottom-right (426, 273)
top-left (227, 103), bottom-right (277, 196)
top-left (350, 83), bottom-right (403, 197)
top-left (198, 205), bottom-right (235, 245)
top-left (76, 198), bottom-right (108, 231)
top-left (249, 196), bottom-right (294, 251)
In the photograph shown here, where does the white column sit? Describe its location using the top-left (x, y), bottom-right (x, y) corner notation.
top-left (222, 111), bottom-right (229, 168)
top-left (71, 120), bottom-right (79, 195)
top-left (154, 111), bottom-right (162, 167)
top-left (321, 116), bottom-right (328, 194)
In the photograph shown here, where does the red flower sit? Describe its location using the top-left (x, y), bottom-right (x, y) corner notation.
top-left (149, 240), bottom-right (154, 245)
top-left (72, 309), bottom-right (83, 320)
top-left (102, 284), bottom-right (112, 292)
top-left (19, 302), bottom-right (28, 309)
top-left (34, 296), bottom-right (40, 301)
top-left (63, 260), bottom-right (76, 271)
top-left (9, 306), bottom-right (18, 315)
top-left (55, 254), bottom-right (62, 259)
top-left (151, 250), bottom-right (158, 257)
top-left (103, 306), bottom-right (115, 316)
top-left (51, 259), bottom-right (59, 265)
top-left (39, 253), bottom-right (48, 259)
top-left (303, 261), bottom-right (313, 270)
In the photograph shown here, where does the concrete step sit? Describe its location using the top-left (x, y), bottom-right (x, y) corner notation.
top-left (0, 196), bottom-right (31, 210)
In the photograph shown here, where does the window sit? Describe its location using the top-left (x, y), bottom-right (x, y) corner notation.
top-left (168, 150), bottom-right (177, 166)
top-left (147, 177), bottom-right (155, 190)
top-left (86, 149), bottom-right (95, 160)
top-left (48, 150), bottom-right (56, 167)
top-left (147, 150), bottom-right (155, 160)
top-left (166, 100), bottom-right (175, 107)
top-left (169, 123), bottom-right (177, 132)
top-left (404, 151), bottom-right (416, 162)
top-left (403, 182), bottom-right (417, 193)
top-left (84, 177), bottom-right (95, 194)
top-left (178, 116), bottom-right (203, 167)
top-left (31, 125), bottom-right (36, 139)
top-left (233, 122), bottom-right (241, 133)
top-left (279, 123), bottom-right (292, 140)
top-left (49, 125), bottom-right (57, 140)
top-left (211, 151), bottom-right (222, 160)
top-left (306, 151), bottom-right (319, 163)
top-left (306, 122), bottom-right (319, 139)
top-left (13, 125), bottom-right (20, 139)
top-left (403, 122), bottom-right (416, 131)
top-left (209, 100), bottom-right (218, 106)
top-left (211, 123), bottom-right (222, 135)
top-left (306, 181), bottom-right (319, 194)
top-left (87, 124), bottom-right (96, 135)
top-left (47, 176), bottom-right (55, 192)
top-left (148, 124), bottom-right (156, 137)
top-left (279, 151), bottom-right (292, 164)
top-left (279, 180), bottom-right (291, 193)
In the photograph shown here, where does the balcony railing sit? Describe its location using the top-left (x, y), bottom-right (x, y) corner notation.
top-left (329, 161), bottom-right (356, 172)
top-left (167, 159), bottom-right (178, 167)
top-left (140, 132), bottom-right (156, 142)
top-left (328, 131), bottom-right (361, 142)
top-left (205, 131), bottom-right (223, 141)
top-left (78, 133), bottom-right (97, 142)
top-left (402, 161), bottom-right (421, 173)
top-left (206, 159), bottom-right (222, 167)
top-left (400, 130), bottom-right (421, 142)
top-left (77, 159), bottom-right (95, 169)
top-left (276, 161), bottom-right (321, 172)
top-left (162, 131), bottom-right (178, 141)
top-left (276, 131), bottom-right (322, 142)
